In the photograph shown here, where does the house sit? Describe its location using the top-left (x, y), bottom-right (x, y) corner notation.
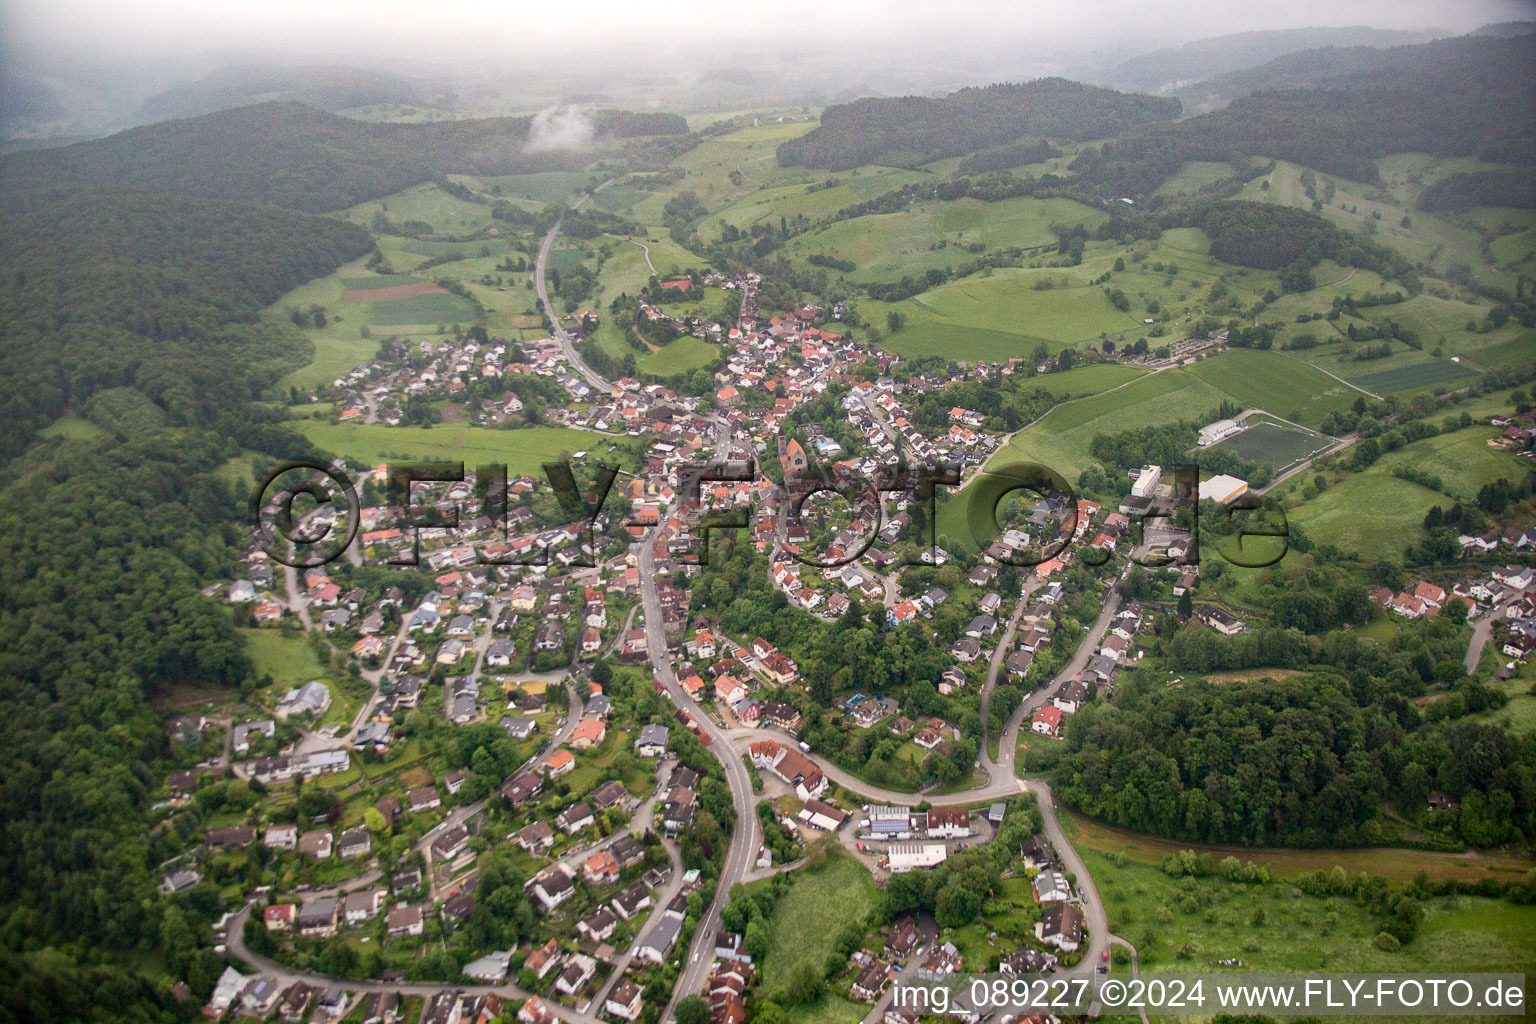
top-left (636, 915), bottom-right (682, 963)
top-left (502, 716), bottom-right (537, 740)
top-left (555, 954), bottom-right (597, 995)
top-left (611, 882), bottom-right (652, 920)
top-left (431, 824), bottom-right (469, 861)
top-left (582, 849), bottom-right (620, 885)
top-left (532, 866), bottom-right (576, 912)
top-left (205, 966), bottom-right (246, 1018)
top-left (1031, 706), bottom-right (1062, 736)
top-left (635, 723), bottom-right (670, 756)
top-left (386, 904), bottom-right (424, 938)
top-left (556, 802), bottom-right (595, 834)
top-left (338, 827), bottom-right (372, 860)
top-left (241, 977), bottom-right (282, 1018)
top-left (501, 769), bottom-right (544, 803)
top-left (205, 825), bottom-right (256, 850)
top-left (519, 997), bottom-right (557, 1024)
top-left (588, 779), bottom-right (631, 812)
top-left (885, 917), bottom-right (921, 959)
top-left (358, 991), bottom-right (399, 1024)
top-left (925, 807), bottom-right (970, 838)
top-left (344, 889), bottom-right (383, 926)
top-left (525, 939), bottom-right (563, 982)
top-left (276, 680), bottom-right (332, 720)
top-left (1000, 948), bottom-right (1057, 975)
top-left (571, 717), bottom-right (606, 749)
top-left (514, 820), bottom-right (554, 853)
top-left (441, 892), bottom-right (475, 926)
top-left (1037, 903), bottom-right (1084, 951)
top-left (278, 980), bottom-right (316, 1021)
top-left (1032, 870), bottom-right (1072, 903)
top-left (605, 980), bottom-right (644, 1022)
top-left (715, 931), bottom-right (753, 963)
top-left (850, 961), bottom-right (890, 1002)
top-left (915, 941), bottom-right (962, 981)
top-left (610, 832), bottom-right (645, 868)
top-left (264, 904), bottom-right (296, 931)
top-left (1053, 680), bottom-right (1090, 714)
top-left (578, 906), bottom-right (618, 942)
top-left (544, 749), bottom-right (576, 777)
top-left (297, 897), bottom-right (339, 938)
top-left (298, 829), bottom-right (333, 860)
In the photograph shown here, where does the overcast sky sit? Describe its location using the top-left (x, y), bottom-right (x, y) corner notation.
top-left (4, 0), bottom-right (1532, 65)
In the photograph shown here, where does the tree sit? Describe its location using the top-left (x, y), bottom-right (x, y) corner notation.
top-left (886, 311), bottom-right (907, 333)
top-left (676, 996), bottom-right (710, 1024)
top-left (364, 807), bottom-right (390, 835)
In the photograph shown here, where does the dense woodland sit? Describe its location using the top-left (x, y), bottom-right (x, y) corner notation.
top-left (0, 188), bottom-right (369, 1020)
top-left (0, 187), bottom-right (373, 459)
top-left (0, 102), bottom-right (690, 213)
top-left (777, 79), bottom-right (1181, 171)
top-left (1054, 662), bottom-right (1535, 850)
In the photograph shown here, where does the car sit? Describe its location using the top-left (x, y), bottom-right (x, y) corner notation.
top-left (1102, 950), bottom-right (1109, 961)
top-left (1098, 965), bottom-right (1108, 974)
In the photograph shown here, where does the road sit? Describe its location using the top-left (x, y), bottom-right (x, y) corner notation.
top-left (536, 188), bottom-right (613, 396)
top-left (224, 901), bottom-right (601, 1024)
top-left (1465, 613), bottom-right (1498, 673)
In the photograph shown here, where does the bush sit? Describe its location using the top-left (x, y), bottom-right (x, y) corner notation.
top-left (1374, 931), bottom-right (1402, 950)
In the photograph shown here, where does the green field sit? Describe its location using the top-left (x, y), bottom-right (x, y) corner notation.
top-left (1182, 348), bottom-right (1363, 428)
top-left (782, 196), bottom-right (1107, 282)
top-left (1211, 421), bottom-right (1335, 471)
top-left (1083, 849), bottom-right (1536, 981)
top-left (1153, 160), bottom-right (1238, 198)
top-left (293, 421), bottom-right (634, 476)
top-left (751, 849), bottom-right (875, 1024)
top-left (867, 267), bottom-right (1146, 363)
top-left (1289, 427), bottom-right (1524, 560)
top-left (367, 291), bottom-right (479, 326)
top-left (1348, 359), bottom-right (1481, 394)
top-left (339, 181), bottom-right (496, 233)
top-left (240, 628), bottom-right (331, 692)
top-left (637, 335), bottom-right (719, 376)
top-left (271, 256), bottom-right (384, 392)
top-left (342, 275), bottom-right (426, 290)
top-left (705, 166), bottom-right (932, 241)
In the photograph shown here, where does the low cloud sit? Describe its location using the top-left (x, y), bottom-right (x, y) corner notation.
top-left (523, 104), bottom-right (594, 152)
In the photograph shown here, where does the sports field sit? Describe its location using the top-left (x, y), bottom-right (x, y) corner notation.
top-left (1212, 421), bottom-right (1334, 470)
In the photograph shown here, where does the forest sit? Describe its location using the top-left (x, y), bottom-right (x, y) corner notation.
top-left (0, 102), bottom-right (690, 213)
top-left (0, 186), bottom-right (373, 459)
top-left (0, 187), bottom-right (371, 1021)
top-left (776, 79), bottom-right (1180, 171)
top-left (1055, 623), bottom-right (1536, 850)
top-left (1161, 35), bottom-right (1536, 181)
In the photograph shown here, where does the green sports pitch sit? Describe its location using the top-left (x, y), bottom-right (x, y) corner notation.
top-left (1209, 421), bottom-right (1334, 473)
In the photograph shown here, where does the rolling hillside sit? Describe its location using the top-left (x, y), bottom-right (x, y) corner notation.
top-left (0, 101), bottom-right (690, 213)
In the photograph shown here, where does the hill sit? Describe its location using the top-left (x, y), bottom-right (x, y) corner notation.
top-left (0, 186), bottom-right (373, 452)
top-left (0, 101), bottom-right (690, 213)
top-left (775, 78), bottom-right (1180, 171)
top-left (1163, 35), bottom-right (1536, 182)
top-left (133, 64), bottom-right (424, 123)
top-left (1102, 25), bottom-right (1443, 99)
